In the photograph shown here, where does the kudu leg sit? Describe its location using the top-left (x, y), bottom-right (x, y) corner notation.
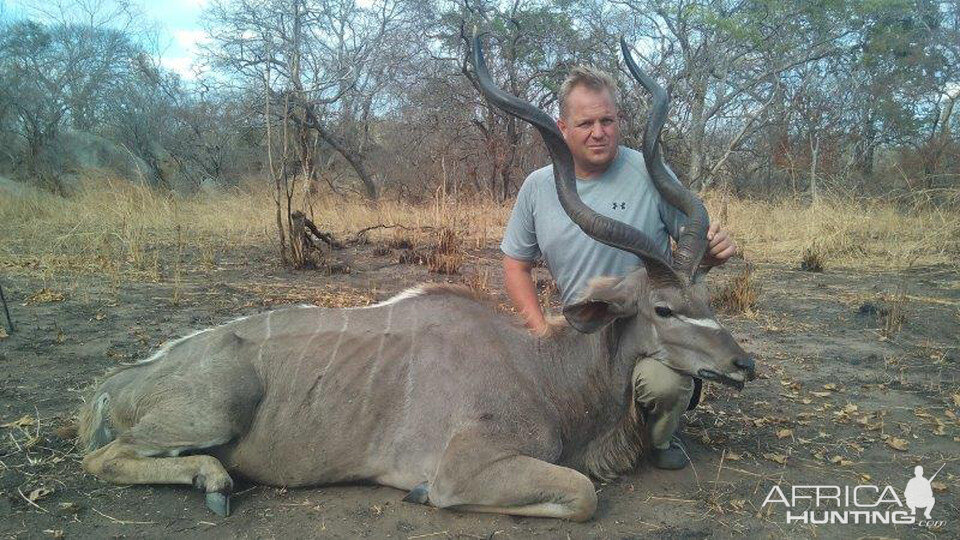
top-left (423, 432), bottom-right (597, 521)
top-left (428, 455), bottom-right (597, 521)
top-left (83, 439), bottom-right (234, 516)
top-left (81, 339), bottom-right (260, 516)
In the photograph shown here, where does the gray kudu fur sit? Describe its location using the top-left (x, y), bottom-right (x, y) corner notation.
top-left (77, 37), bottom-right (756, 521)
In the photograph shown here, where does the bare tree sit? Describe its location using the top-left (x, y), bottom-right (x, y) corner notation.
top-left (204, 0), bottom-right (426, 200)
top-left (608, 0), bottom-right (846, 189)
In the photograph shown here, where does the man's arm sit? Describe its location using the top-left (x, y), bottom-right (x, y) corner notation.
top-left (503, 255), bottom-right (547, 335)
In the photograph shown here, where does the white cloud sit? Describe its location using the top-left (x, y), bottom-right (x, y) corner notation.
top-left (170, 0), bottom-right (210, 11)
top-left (160, 56), bottom-right (197, 80)
top-left (173, 28), bottom-right (210, 54)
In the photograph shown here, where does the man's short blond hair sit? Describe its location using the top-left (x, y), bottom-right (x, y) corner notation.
top-left (559, 65), bottom-right (618, 119)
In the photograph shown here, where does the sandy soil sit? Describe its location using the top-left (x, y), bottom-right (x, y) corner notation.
top-left (1, 241), bottom-right (957, 539)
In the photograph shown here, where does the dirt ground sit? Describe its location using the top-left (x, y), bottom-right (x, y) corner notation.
top-left (1, 239), bottom-right (957, 539)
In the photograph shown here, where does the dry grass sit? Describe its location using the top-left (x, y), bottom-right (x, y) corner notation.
top-left (799, 244), bottom-right (826, 272)
top-left (710, 194), bottom-right (960, 270)
top-left (1, 174), bottom-right (957, 283)
top-left (712, 263), bottom-right (762, 315)
top-left (881, 280), bottom-right (909, 337)
top-left (427, 227), bottom-right (464, 275)
top-left (0, 174), bottom-right (510, 279)
top-left (463, 266), bottom-right (494, 296)
top-left (387, 228), bottom-right (416, 250)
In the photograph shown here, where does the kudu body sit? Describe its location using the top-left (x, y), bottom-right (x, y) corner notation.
top-left (78, 38), bottom-right (755, 521)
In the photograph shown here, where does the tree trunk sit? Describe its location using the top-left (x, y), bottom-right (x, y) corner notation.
top-left (856, 111), bottom-right (876, 177)
top-left (809, 135), bottom-right (820, 205)
top-left (290, 210), bottom-right (307, 268)
top-left (938, 94), bottom-right (956, 140)
top-left (501, 116), bottom-right (519, 201)
top-left (687, 81), bottom-right (707, 188)
top-left (309, 115), bottom-right (379, 199)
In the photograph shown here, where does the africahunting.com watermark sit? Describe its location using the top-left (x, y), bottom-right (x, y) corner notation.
top-left (761, 464), bottom-right (946, 528)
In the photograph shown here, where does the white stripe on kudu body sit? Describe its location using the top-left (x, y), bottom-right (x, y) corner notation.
top-left (376, 304), bottom-right (394, 361)
top-left (137, 328), bottom-right (211, 365)
top-left (363, 287), bottom-right (425, 309)
top-left (136, 288), bottom-right (422, 367)
top-left (675, 314), bottom-right (723, 330)
top-left (322, 311), bottom-right (351, 375)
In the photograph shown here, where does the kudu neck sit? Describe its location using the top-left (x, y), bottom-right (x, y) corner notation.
top-left (531, 322), bottom-right (636, 428)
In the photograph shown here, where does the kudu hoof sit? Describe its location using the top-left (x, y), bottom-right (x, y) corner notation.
top-left (402, 482), bottom-right (430, 505)
top-left (205, 492), bottom-right (231, 517)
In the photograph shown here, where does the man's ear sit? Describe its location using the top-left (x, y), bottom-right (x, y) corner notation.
top-left (556, 117), bottom-right (568, 141)
top-left (562, 276), bottom-right (638, 334)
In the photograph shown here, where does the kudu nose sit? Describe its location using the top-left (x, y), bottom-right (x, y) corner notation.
top-left (734, 356), bottom-right (756, 378)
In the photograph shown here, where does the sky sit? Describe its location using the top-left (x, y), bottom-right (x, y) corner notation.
top-left (2, 0), bottom-right (211, 79)
top-left (142, 0), bottom-right (211, 79)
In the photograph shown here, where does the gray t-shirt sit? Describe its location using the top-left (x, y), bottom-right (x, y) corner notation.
top-left (501, 146), bottom-right (687, 305)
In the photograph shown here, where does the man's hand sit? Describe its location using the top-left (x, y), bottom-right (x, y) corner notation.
top-left (702, 222), bottom-right (737, 267)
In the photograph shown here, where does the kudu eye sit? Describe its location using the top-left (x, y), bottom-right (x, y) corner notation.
top-left (654, 306), bottom-right (673, 318)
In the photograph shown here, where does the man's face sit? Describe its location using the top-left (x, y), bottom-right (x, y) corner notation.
top-left (557, 85), bottom-right (620, 177)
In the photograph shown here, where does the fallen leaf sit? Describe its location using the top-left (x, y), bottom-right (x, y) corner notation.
top-left (830, 455), bottom-right (853, 466)
top-left (0, 327), bottom-right (7, 339)
top-left (823, 383), bottom-right (838, 391)
top-left (764, 452), bottom-right (788, 465)
top-left (1, 415), bottom-right (35, 429)
top-left (843, 404), bottom-right (859, 414)
top-left (885, 437), bottom-right (909, 451)
top-left (28, 487), bottom-right (53, 502)
top-left (811, 391), bottom-right (832, 398)
top-left (23, 288), bottom-right (65, 305)
top-left (776, 429), bottom-right (794, 439)
top-left (953, 393), bottom-right (960, 407)
top-left (725, 452), bottom-right (742, 461)
top-left (932, 481), bottom-right (947, 492)
top-left (859, 473), bottom-right (872, 482)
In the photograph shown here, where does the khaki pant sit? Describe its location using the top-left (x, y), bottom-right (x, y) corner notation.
top-left (633, 358), bottom-right (695, 449)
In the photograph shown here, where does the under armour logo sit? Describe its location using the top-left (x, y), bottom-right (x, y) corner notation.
top-left (612, 202), bottom-right (626, 210)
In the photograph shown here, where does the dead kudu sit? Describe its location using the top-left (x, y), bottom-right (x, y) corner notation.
top-left (77, 38), bottom-right (756, 521)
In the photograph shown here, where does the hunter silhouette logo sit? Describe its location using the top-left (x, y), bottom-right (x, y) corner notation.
top-left (904, 464), bottom-right (942, 520)
top-left (760, 463), bottom-right (947, 528)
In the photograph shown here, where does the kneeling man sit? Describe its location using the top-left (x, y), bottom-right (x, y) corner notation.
top-left (501, 65), bottom-right (737, 470)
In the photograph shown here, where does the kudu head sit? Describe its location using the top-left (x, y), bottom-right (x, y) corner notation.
top-left (473, 36), bottom-right (755, 389)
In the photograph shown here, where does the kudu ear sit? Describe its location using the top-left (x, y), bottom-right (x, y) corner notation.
top-left (562, 277), bottom-right (638, 334)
